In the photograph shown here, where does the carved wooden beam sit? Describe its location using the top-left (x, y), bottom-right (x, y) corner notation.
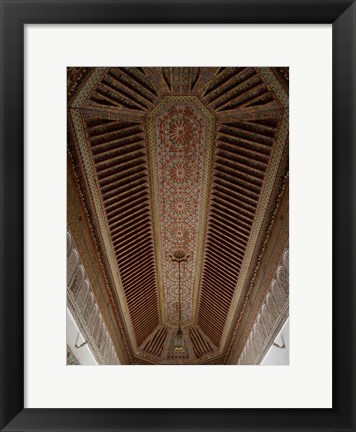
top-left (143, 67), bottom-right (170, 97)
top-left (216, 100), bottom-right (283, 124)
top-left (81, 105), bottom-right (146, 124)
top-left (191, 67), bottom-right (220, 96)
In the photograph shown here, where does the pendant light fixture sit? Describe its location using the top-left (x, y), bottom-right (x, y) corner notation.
top-left (170, 250), bottom-right (189, 352)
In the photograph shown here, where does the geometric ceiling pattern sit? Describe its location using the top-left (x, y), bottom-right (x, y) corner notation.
top-left (147, 96), bottom-right (215, 326)
top-left (68, 67), bottom-right (289, 364)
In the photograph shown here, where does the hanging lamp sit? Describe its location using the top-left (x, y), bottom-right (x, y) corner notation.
top-left (170, 250), bottom-right (189, 352)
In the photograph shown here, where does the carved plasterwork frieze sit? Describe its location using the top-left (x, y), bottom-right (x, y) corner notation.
top-left (67, 230), bottom-right (120, 365)
top-left (237, 248), bottom-right (289, 365)
top-left (66, 346), bottom-right (80, 365)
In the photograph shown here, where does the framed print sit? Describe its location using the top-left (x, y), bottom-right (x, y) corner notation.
top-left (0, 0), bottom-right (355, 431)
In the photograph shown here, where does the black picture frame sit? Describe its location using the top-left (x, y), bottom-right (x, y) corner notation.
top-left (1, 1), bottom-right (355, 431)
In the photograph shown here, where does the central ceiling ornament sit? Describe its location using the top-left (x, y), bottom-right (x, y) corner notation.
top-left (160, 105), bottom-right (200, 150)
top-left (147, 96), bottom-right (215, 326)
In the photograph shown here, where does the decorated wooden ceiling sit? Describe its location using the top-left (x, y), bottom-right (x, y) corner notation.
top-left (68, 67), bottom-right (289, 364)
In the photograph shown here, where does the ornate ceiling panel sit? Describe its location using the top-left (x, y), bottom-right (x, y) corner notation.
top-left (147, 97), bottom-right (214, 325)
top-left (67, 67), bottom-right (289, 364)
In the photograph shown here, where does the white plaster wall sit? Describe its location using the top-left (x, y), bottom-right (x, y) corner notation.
top-left (261, 318), bottom-right (289, 365)
top-left (66, 307), bottom-right (98, 365)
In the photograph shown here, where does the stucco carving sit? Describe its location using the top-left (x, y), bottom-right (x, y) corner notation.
top-left (237, 248), bottom-right (289, 365)
top-left (66, 346), bottom-right (80, 365)
top-left (67, 230), bottom-right (120, 365)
